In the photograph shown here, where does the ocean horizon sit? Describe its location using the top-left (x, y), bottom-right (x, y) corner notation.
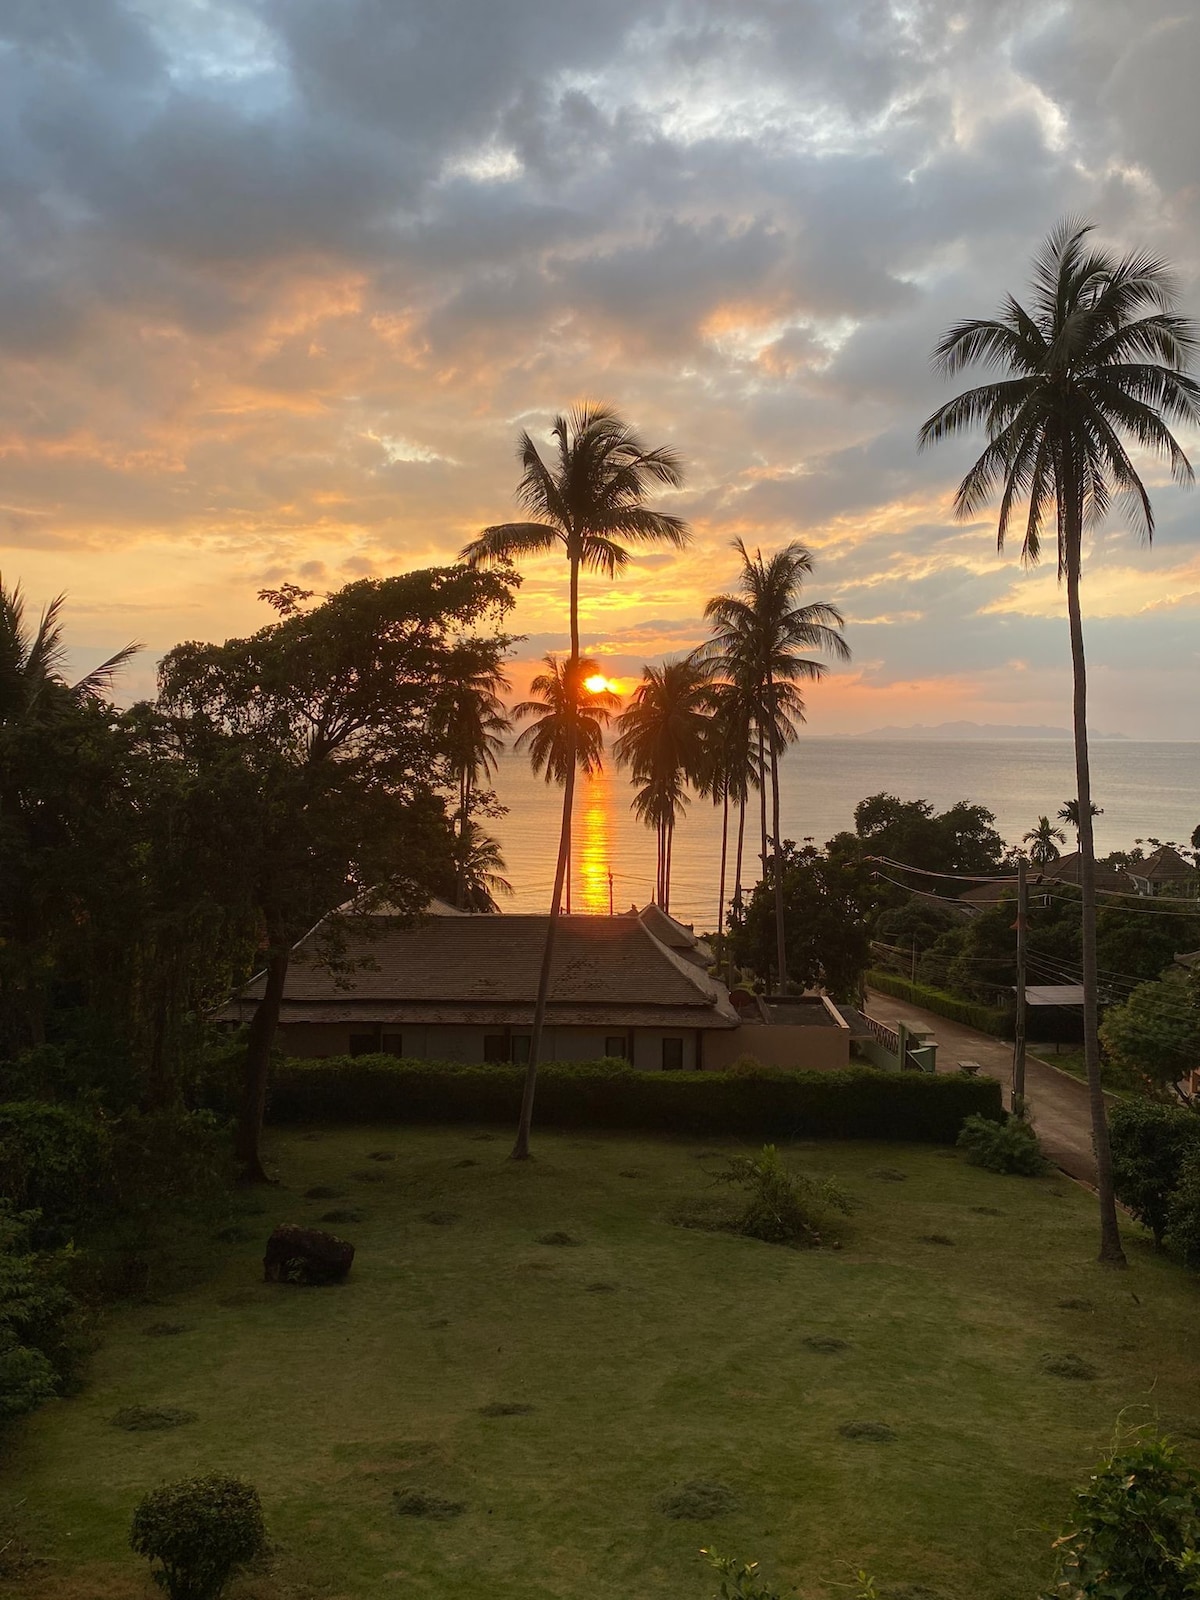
top-left (489, 737), bottom-right (1200, 929)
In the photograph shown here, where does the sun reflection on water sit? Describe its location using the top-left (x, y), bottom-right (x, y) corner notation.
top-left (576, 762), bottom-right (614, 914)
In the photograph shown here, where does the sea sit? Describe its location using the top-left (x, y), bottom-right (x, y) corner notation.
top-left (489, 739), bottom-right (1200, 930)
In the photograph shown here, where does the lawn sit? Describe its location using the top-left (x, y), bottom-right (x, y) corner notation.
top-left (4, 1125), bottom-right (1199, 1600)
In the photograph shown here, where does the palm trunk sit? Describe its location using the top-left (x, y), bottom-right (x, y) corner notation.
top-left (456, 767), bottom-right (470, 910)
top-left (566, 831), bottom-right (572, 915)
top-left (515, 550), bottom-right (581, 1159)
top-left (730, 787), bottom-right (747, 989)
top-left (664, 818), bottom-right (674, 914)
top-left (236, 940), bottom-right (289, 1183)
top-left (1065, 513), bottom-right (1125, 1267)
top-left (716, 785), bottom-right (729, 958)
top-left (767, 680), bottom-right (788, 991)
top-left (757, 722), bottom-right (770, 983)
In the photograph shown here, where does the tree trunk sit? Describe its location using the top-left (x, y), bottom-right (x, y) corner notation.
top-left (1065, 517), bottom-right (1126, 1268)
top-left (768, 711), bottom-right (788, 992)
top-left (514, 550), bottom-right (580, 1160)
top-left (664, 819), bottom-right (674, 914)
top-left (716, 785), bottom-right (729, 959)
top-left (730, 787), bottom-right (747, 989)
top-left (236, 944), bottom-right (289, 1183)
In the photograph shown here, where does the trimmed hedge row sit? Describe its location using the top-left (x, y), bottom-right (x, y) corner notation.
top-left (267, 1057), bottom-right (1003, 1143)
top-left (867, 970), bottom-right (1013, 1037)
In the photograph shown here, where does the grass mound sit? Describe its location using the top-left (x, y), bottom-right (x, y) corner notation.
top-left (803, 1335), bottom-right (850, 1354)
top-left (1040, 1353), bottom-right (1097, 1381)
top-left (971, 1206), bottom-right (1003, 1216)
top-left (110, 1405), bottom-right (198, 1431)
top-left (586, 1282), bottom-right (618, 1293)
top-left (870, 1168), bottom-right (908, 1182)
top-left (350, 1170), bottom-right (387, 1183)
top-left (321, 1208), bottom-right (364, 1224)
top-left (919, 1233), bottom-right (956, 1246)
top-left (420, 1210), bottom-right (460, 1226)
top-left (142, 1322), bottom-right (190, 1338)
top-left (393, 1489), bottom-right (465, 1519)
top-left (536, 1230), bottom-right (581, 1246)
top-left (655, 1480), bottom-right (737, 1519)
top-left (1055, 1297), bottom-right (1094, 1312)
top-left (304, 1185), bottom-right (344, 1200)
top-left (367, 1150), bottom-right (396, 1161)
top-left (453, 1158), bottom-right (478, 1169)
top-left (839, 1420), bottom-right (896, 1442)
top-left (479, 1402), bottom-right (534, 1417)
top-left (619, 1168), bottom-right (647, 1179)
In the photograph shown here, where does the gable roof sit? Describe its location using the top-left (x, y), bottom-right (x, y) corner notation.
top-left (1129, 846), bottom-right (1197, 883)
top-left (219, 912), bottom-right (738, 1029)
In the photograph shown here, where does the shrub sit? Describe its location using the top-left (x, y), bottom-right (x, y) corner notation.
top-left (865, 971), bottom-right (1012, 1036)
top-left (703, 1549), bottom-right (783, 1600)
top-left (0, 1203), bottom-right (84, 1421)
top-left (1109, 1101), bottom-right (1200, 1249)
top-left (130, 1474), bottom-right (266, 1600)
top-left (268, 1057), bottom-right (1003, 1144)
top-left (0, 1103), bottom-right (109, 1240)
top-left (717, 1144), bottom-right (851, 1246)
top-left (1167, 1147), bottom-right (1200, 1271)
top-left (957, 1113), bottom-right (1049, 1176)
top-left (1046, 1429), bottom-right (1200, 1598)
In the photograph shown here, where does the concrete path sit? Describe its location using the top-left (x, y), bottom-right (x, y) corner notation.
top-left (865, 988), bottom-right (1100, 1187)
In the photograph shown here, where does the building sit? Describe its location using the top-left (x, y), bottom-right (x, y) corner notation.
top-left (1123, 845), bottom-right (1199, 900)
top-left (215, 902), bottom-right (852, 1072)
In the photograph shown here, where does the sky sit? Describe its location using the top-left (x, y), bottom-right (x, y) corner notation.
top-left (4, 0), bottom-right (1200, 737)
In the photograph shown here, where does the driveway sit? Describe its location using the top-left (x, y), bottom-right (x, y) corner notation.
top-left (865, 988), bottom-right (1101, 1187)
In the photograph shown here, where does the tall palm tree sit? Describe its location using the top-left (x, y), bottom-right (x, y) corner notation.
top-left (0, 578), bottom-right (139, 724)
top-left (703, 541), bottom-right (850, 990)
top-left (1058, 797), bottom-right (1103, 847)
top-left (613, 656), bottom-right (710, 913)
top-left (514, 653), bottom-right (618, 784)
top-left (703, 675), bottom-right (760, 982)
top-left (1024, 815), bottom-right (1067, 868)
top-left (462, 405), bottom-right (688, 1158)
top-left (457, 819), bottom-right (515, 913)
top-left (432, 645), bottom-right (511, 910)
top-left (919, 219), bottom-right (1200, 1266)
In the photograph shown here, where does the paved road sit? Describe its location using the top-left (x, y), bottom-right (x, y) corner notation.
top-left (865, 988), bottom-right (1101, 1187)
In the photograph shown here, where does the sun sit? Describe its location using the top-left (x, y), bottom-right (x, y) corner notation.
top-left (584, 673), bottom-right (615, 694)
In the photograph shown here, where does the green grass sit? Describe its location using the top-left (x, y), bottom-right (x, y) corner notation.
top-left (5, 1125), bottom-right (1200, 1600)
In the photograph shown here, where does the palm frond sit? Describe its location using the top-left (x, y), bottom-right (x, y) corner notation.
top-left (460, 521), bottom-right (561, 566)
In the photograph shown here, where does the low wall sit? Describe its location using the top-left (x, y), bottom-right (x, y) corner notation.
top-left (706, 1020), bottom-right (850, 1073)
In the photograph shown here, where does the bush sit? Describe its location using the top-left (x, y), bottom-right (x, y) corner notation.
top-left (1109, 1101), bottom-right (1200, 1249)
top-left (130, 1474), bottom-right (266, 1600)
top-left (1167, 1147), bottom-right (1200, 1271)
top-left (1046, 1428), bottom-right (1200, 1598)
top-left (0, 1102), bottom-right (110, 1241)
top-left (268, 1057), bottom-right (1003, 1144)
top-left (717, 1144), bottom-right (850, 1246)
top-left (0, 1203), bottom-right (84, 1421)
top-left (957, 1113), bottom-right (1049, 1176)
top-left (866, 971), bottom-right (1012, 1036)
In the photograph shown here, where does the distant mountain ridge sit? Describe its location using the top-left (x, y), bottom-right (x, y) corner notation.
top-left (848, 721), bottom-right (1130, 742)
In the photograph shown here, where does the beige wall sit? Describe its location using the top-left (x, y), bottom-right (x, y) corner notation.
top-left (274, 1020), bottom-right (702, 1070)
top-left (705, 1021), bottom-right (851, 1073)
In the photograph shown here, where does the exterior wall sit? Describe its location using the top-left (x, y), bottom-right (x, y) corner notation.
top-left (273, 1020), bottom-right (702, 1069)
top-left (705, 1021), bottom-right (850, 1073)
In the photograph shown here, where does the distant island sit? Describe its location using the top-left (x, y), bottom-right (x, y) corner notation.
top-left (848, 721), bottom-right (1131, 742)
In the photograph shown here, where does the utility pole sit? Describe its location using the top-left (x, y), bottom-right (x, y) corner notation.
top-left (1013, 855), bottom-right (1028, 1114)
top-left (608, 870), bottom-right (614, 917)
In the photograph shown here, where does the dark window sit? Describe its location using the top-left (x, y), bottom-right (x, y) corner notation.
top-left (605, 1035), bottom-right (627, 1060)
top-left (349, 1033), bottom-right (378, 1057)
top-left (661, 1037), bottom-right (684, 1071)
top-left (381, 1033), bottom-right (404, 1058)
top-left (483, 1035), bottom-right (508, 1063)
top-left (511, 1035), bottom-right (531, 1064)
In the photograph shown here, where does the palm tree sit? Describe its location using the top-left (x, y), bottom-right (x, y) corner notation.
top-left (703, 675), bottom-right (761, 982)
top-left (919, 219), bottom-right (1200, 1266)
top-left (613, 656), bottom-right (710, 912)
top-left (457, 820), bottom-right (515, 913)
top-left (1058, 797), bottom-right (1103, 847)
top-left (432, 645), bottom-right (511, 910)
top-left (462, 405), bottom-right (688, 1159)
top-left (1024, 815), bottom-right (1067, 868)
top-left (514, 653), bottom-right (619, 794)
top-left (0, 578), bottom-right (139, 724)
top-left (703, 541), bottom-right (850, 991)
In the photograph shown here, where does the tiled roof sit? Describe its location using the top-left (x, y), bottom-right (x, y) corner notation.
top-left (1132, 846), bottom-right (1197, 883)
top-left (223, 912), bottom-right (738, 1028)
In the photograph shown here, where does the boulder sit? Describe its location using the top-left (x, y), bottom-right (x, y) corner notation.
top-left (263, 1223), bottom-right (355, 1286)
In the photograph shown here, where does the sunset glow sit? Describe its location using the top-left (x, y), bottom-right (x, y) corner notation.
top-left (584, 674), bottom-right (617, 695)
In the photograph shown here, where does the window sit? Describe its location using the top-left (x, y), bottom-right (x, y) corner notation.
top-left (661, 1037), bottom-right (684, 1072)
top-left (605, 1035), bottom-right (628, 1060)
top-left (349, 1033), bottom-right (378, 1057)
top-left (483, 1035), bottom-right (508, 1063)
top-left (511, 1035), bottom-right (531, 1065)
top-left (381, 1033), bottom-right (404, 1058)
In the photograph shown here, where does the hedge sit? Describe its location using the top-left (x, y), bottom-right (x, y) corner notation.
top-left (267, 1057), bottom-right (1003, 1143)
top-left (866, 971), bottom-right (1013, 1037)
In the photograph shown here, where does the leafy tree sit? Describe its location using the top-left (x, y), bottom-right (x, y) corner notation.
top-left (614, 656), bottom-right (711, 912)
top-left (1108, 1100), bottom-right (1200, 1248)
top-left (703, 541), bottom-right (849, 990)
top-left (730, 842), bottom-right (872, 999)
top-left (921, 220), bottom-right (1200, 1266)
top-left (157, 569), bottom-right (513, 1180)
top-left (1100, 972), bottom-right (1200, 1104)
top-left (462, 405), bottom-right (689, 1159)
top-left (1025, 815), bottom-right (1067, 867)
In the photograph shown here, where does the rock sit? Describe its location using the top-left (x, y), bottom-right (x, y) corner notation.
top-left (263, 1223), bottom-right (355, 1286)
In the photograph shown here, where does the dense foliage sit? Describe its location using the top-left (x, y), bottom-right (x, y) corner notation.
top-left (1109, 1101), bottom-right (1200, 1249)
top-left (957, 1113), bottom-right (1049, 1176)
top-left (130, 1474), bottom-right (266, 1600)
top-left (0, 1203), bottom-right (84, 1421)
top-left (1046, 1430), bottom-right (1200, 1599)
top-left (730, 842), bottom-right (873, 996)
top-left (1100, 972), bottom-right (1200, 1102)
top-left (267, 1055), bottom-right (1002, 1141)
top-left (717, 1143), bottom-right (851, 1245)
